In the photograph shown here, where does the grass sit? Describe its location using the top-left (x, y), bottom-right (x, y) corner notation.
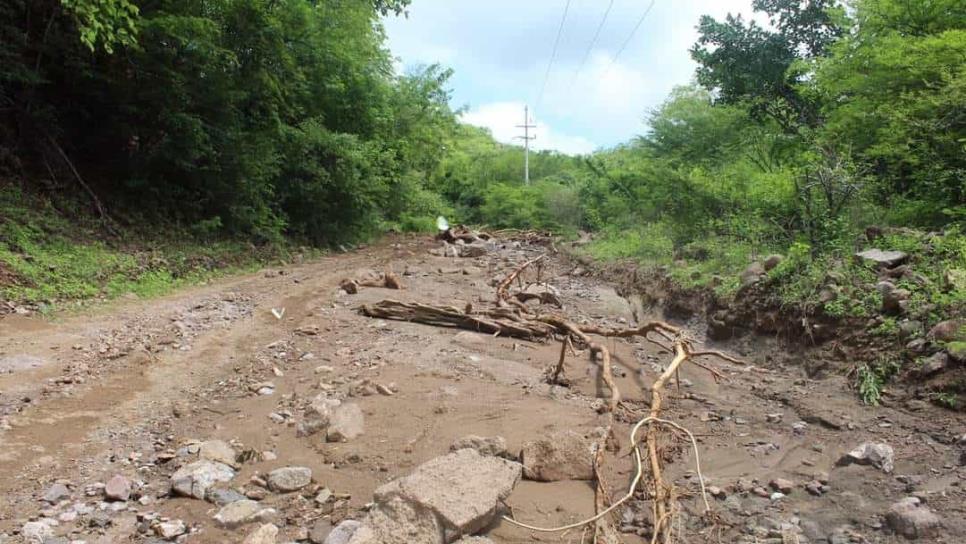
top-left (0, 186), bottom-right (311, 313)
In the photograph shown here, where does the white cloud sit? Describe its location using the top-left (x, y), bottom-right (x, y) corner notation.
top-left (384, 0), bottom-right (770, 153)
top-left (461, 102), bottom-right (597, 155)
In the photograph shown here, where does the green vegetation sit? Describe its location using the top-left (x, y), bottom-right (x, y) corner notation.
top-left (0, 0), bottom-right (963, 335)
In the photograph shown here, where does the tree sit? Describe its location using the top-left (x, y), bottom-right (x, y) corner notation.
top-left (691, 0), bottom-right (843, 131)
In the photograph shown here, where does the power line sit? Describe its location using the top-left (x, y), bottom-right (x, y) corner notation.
top-left (569, 0), bottom-right (615, 88)
top-left (535, 0), bottom-right (573, 110)
top-left (601, 0), bottom-right (657, 78)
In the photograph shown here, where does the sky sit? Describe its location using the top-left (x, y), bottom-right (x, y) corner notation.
top-left (383, 0), bottom-right (765, 155)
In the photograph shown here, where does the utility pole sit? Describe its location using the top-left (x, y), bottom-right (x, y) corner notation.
top-left (515, 105), bottom-right (536, 185)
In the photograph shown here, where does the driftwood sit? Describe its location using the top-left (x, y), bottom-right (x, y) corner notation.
top-left (340, 269), bottom-right (404, 294)
top-left (357, 248), bottom-right (744, 544)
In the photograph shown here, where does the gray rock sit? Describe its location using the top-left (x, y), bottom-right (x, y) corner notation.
top-left (886, 497), bottom-right (941, 539)
top-left (855, 249), bottom-right (909, 268)
top-left (325, 520), bottom-right (362, 544)
top-left (838, 442), bottom-right (895, 473)
top-left (206, 485), bottom-right (247, 506)
top-left (171, 460), bottom-right (236, 499)
top-left (740, 262), bottom-right (766, 287)
top-left (243, 523), bottom-right (279, 544)
top-left (898, 320), bottom-right (923, 339)
top-left (455, 538), bottom-right (494, 544)
top-left (155, 519), bottom-right (187, 540)
top-left (42, 483), bottom-right (70, 504)
top-left (458, 244), bottom-right (489, 258)
top-left (214, 499), bottom-right (277, 528)
top-left (372, 448), bottom-right (522, 540)
top-left (299, 397), bottom-right (342, 437)
top-left (21, 521), bottom-right (53, 543)
top-left (919, 352), bottom-right (949, 376)
top-left (927, 319), bottom-right (964, 342)
top-left (520, 430), bottom-right (595, 481)
top-left (883, 288), bottom-right (910, 314)
top-left (327, 403), bottom-right (364, 442)
top-left (104, 474), bottom-right (132, 501)
top-left (450, 435), bottom-right (507, 458)
top-left (309, 520), bottom-right (333, 543)
top-left (199, 440), bottom-right (238, 468)
top-left (348, 496), bottom-right (444, 544)
top-left (267, 466), bottom-right (312, 492)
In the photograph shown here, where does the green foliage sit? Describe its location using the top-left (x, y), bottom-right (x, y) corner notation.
top-left (60, 0), bottom-right (138, 53)
top-left (857, 356), bottom-right (902, 406)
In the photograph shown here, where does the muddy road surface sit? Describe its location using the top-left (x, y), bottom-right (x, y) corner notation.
top-left (0, 236), bottom-right (963, 544)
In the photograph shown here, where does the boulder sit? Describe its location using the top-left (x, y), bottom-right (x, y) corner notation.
top-left (214, 499), bottom-right (277, 528)
top-left (105, 474), bottom-right (132, 501)
top-left (855, 249), bottom-right (909, 268)
top-left (450, 435), bottom-right (507, 458)
top-left (325, 520), bottom-right (362, 544)
top-left (919, 352), bottom-right (949, 376)
top-left (243, 523), bottom-right (279, 544)
top-left (348, 496), bottom-right (444, 544)
top-left (740, 262), bottom-right (766, 287)
top-left (372, 448), bottom-right (522, 540)
top-left (327, 403), bottom-right (365, 442)
top-left (267, 466), bottom-right (312, 492)
top-left (171, 460), bottom-right (236, 500)
top-left (520, 430), bottom-right (595, 481)
top-left (928, 319), bottom-right (965, 343)
top-left (838, 442), bottom-right (895, 473)
top-left (309, 520), bottom-right (333, 544)
top-left (886, 497), bottom-right (941, 539)
top-left (200, 439), bottom-right (238, 468)
top-left (883, 288), bottom-right (911, 314)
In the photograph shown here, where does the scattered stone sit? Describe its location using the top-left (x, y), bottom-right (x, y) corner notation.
top-left (214, 499), bottom-right (277, 528)
top-left (43, 483), bottom-right (70, 504)
top-left (372, 448), bottom-right (522, 539)
top-left (455, 538), bottom-right (494, 544)
top-left (206, 486), bottom-right (247, 506)
top-left (765, 413), bottom-right (783, 423)
top-left (171, 460), bottom-right (236, 499)
top-left (324, 520), bottom-right (361, 544)
top-left (520, 430), bottom-right (595, 481)
top-left (155, 519), bottom-right (187, 540)
top-left (707, 486), bottom-right (727, 499)
top-left (327, 403), bottom-right (365, 442)
top-left (919, 352), bottom-right (949, 376)
top-left (450, 435), bottom-right (507, 458)
top-left (838, 442), bottom-right (895, 473)
top-left (855, 249), bottom-right (909, 268)
top-left (243, 523), bottom-right (279, 544)
top-left (200, 440), bottom-right (239, 468)
top-left (267, 466), bottom-right (312, 492)
top-left (886, 497), bottom-right (941, 539)
top-left (21, 521), bottom-right (53, 543)
top-left (104, 474), bottom-right (132, 501)
top-left (769, 478), bottom-right (794, 494)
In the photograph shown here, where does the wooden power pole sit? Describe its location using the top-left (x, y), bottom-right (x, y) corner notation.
top-left (515, 105), bottom-right (537, 185)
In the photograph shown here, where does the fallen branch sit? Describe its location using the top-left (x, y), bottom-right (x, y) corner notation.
top-left (359, 300), bottom-right (555, 339)
top-left (496, 254), bottom-right (547, 304)
top-left (340, 269), bottom-right (404, 294)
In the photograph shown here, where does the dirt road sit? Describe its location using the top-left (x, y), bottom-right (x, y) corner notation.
top-left (0, 236), bottom-right (963, 543)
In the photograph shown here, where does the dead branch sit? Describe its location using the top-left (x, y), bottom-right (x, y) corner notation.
top-left (341, 269), bottom-right (404, 294)
top-left (513, 290), bottom-right (563, 308)
top-left (496, 254), bottom-right (547, 303)
top-left (359, 300), bottom-right (555, 339)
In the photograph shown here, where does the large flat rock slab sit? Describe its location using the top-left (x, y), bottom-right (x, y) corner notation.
top-left (372, 448), bottom-right (522, 540)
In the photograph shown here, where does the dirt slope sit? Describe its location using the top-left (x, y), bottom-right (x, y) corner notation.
top-left (0, 236), bottom-right (963, 543)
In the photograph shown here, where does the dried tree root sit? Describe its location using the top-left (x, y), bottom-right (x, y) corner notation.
top-left (513, 291), bottom-right (563, 307)
top-left (496, 254), bottom-right (547, 304)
